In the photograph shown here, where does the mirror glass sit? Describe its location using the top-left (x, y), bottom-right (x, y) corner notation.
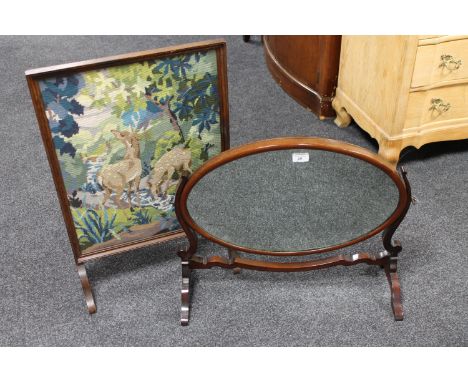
top-left (187, 149), bottom-right (400, 253)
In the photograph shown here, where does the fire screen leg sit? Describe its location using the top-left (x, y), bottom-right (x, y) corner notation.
top-left (76, 264), bottom-right (96, 314)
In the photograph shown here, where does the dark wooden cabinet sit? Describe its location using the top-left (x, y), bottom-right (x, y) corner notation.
top-left (263, 35), bottom-right (342, 119)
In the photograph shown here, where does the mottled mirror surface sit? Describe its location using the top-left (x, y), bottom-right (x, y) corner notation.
top-left (187, 149), bottom-right (400, 252)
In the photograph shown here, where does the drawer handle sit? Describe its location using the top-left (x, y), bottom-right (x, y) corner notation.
top-left (439, 54), bottom-right (462, 71)
top-left (429, 98), bottom-right (451, 113)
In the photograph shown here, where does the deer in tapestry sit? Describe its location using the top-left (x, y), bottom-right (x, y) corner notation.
top-left (148, 147), bottom-right (192, 196)
top-left (97, 130), bottom-right (142, 208)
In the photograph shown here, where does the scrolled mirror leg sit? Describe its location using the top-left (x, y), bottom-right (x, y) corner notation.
top-left (175, 176), bottom-right (199, 326)
top-left (380, 167), bottom-right (411, 321)
top-left (76, 264), bottom-right (96, 314)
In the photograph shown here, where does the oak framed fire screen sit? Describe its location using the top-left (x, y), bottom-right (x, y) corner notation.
top-left (25, 39), bottom-right (230, 313)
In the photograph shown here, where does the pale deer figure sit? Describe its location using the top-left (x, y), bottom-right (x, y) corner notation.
top-left (97, 130), bottom-right (142, 208)
top-left (148, 147), bottom-right (192, 196)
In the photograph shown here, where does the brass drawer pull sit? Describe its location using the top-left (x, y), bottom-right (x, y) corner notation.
top-left (439, 54), bottom-right (462, 71)
top-left (429, 98), bottom-right (451, 113)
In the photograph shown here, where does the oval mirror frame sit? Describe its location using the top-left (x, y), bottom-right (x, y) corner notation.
top-left (176, 137), bottom-right (410, 256)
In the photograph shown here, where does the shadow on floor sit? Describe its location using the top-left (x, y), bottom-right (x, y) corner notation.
top-left (399, 139), bottom-right (468, 164)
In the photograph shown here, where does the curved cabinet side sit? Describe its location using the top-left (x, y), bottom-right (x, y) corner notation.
top-left (263, 35), bottom-right (341, 119)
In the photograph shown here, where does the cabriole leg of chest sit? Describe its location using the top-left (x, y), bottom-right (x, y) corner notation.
top-left (332, 96), bottom-right (352, 128)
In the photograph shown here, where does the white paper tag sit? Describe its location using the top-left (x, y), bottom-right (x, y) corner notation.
top-left (292, 152), bottom-right (309, 163)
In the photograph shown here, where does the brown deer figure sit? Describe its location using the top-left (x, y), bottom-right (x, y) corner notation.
top-left (148, 147), bottom-right (192, 196)
top-left (97, 130), bottom-right (142, 208)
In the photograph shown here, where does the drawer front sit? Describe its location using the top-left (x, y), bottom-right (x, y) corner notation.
top-left (404, 84), bottom-right (468, 130)
top-left (412, 38), bottom-right (468, 88)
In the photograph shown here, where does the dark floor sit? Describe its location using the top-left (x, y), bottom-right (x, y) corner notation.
top-left (0, 35), bottom-right (466, 346)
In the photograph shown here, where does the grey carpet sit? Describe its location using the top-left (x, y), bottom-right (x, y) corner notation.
top-left (0, 35), bottom-right (466, 346)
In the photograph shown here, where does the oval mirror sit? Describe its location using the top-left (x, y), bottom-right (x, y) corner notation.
top-left (182, 138), bottom-right (406, 255)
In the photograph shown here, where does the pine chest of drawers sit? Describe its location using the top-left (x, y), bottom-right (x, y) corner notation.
top-left (332, 35), bottom-right (468, 164)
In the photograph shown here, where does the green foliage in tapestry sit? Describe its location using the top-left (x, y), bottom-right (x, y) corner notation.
top-left (39, 49), bottom-right (222, 252)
